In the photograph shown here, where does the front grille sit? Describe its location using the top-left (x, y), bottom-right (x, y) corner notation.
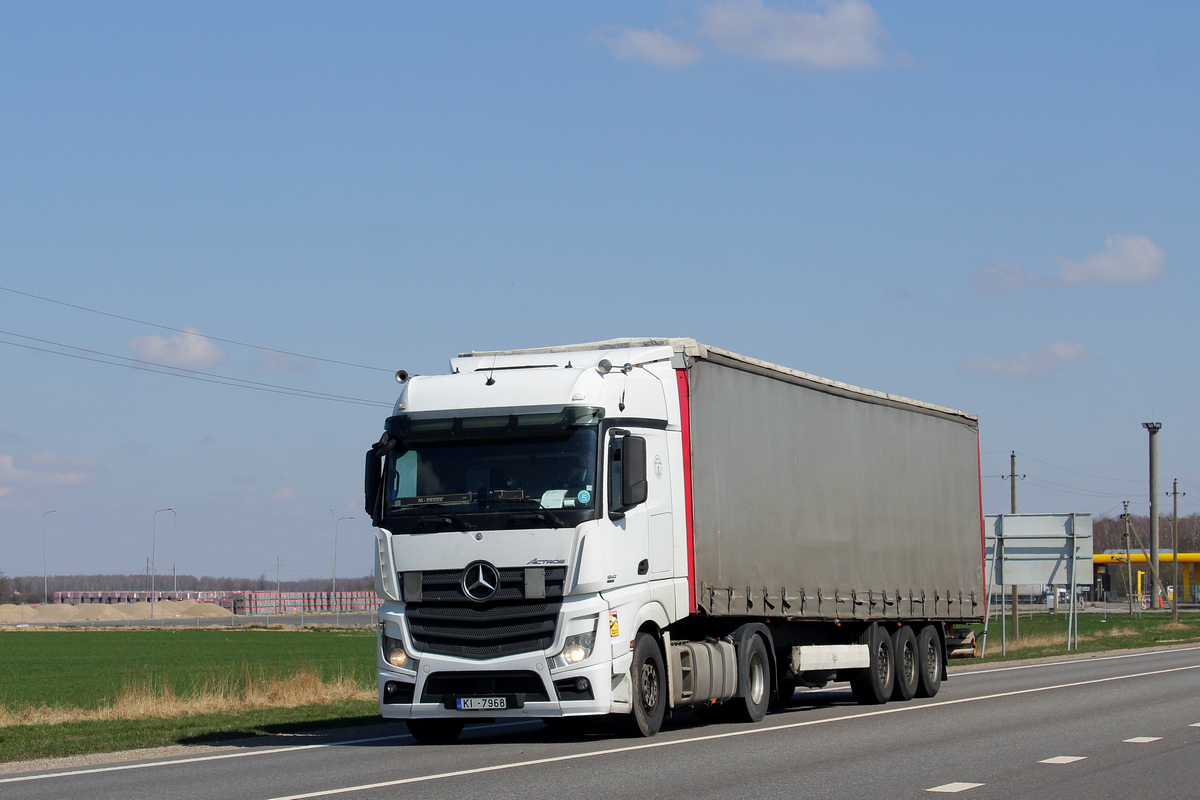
top-left (405, 566), bottom-right (567, 659)
top-left (414, 567), bottom-right (566, 603)
top-left (421, 671), bottom-right (551, 703)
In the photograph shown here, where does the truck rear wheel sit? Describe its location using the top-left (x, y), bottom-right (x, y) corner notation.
top-left (627, 632), bottom-right (666, 737)
top-left (890, 625), bottom-right (919, 701)
top-left (915, 625), bottom-right (943, 698)
top-left (407, 719), bottom-right (464, 744)
top-left (727, 634), bottom-right (771, 722)
top-left (849, 623), bottom-right (894, 705)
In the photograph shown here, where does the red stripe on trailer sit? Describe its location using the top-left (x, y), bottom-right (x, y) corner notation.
top-left (675, 368), bottom-right (698, 613)
top-left (977, 430), bottom-right (987, 618)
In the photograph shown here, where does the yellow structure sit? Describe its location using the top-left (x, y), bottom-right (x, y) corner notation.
top-left (1093, 553), bottom-right (1200, 602)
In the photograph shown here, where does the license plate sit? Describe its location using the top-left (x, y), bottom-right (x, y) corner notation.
top-left (456, 696), bottom-right (506, 710)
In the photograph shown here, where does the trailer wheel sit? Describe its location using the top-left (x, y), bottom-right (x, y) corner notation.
top-left (627, 632), bottom-right (666, 737)
top-left (915, 626), bottom-right (943, 698)
top-left (407, 719), bottom-right (464, 744)
top-left (850, 623), bottom-right (894, 705)
top-left (890, 626), bottom-right (919, 702)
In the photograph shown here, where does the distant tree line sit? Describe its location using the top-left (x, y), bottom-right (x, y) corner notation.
top-left (0, 573), bottom-right (373, 605)
top-left (1092, 512), bottom-right (1199, 555)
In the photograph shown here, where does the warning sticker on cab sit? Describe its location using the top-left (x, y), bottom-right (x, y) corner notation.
top-left (609, 612), bottom-right (619, 637)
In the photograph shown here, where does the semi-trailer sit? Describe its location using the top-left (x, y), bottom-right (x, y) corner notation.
top-left (365, 338), bottom-right (985, 742)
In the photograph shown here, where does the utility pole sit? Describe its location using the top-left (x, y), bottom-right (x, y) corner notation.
top-left (276, 556), bottom-right (282, 616)
top-left (1169, 479), bottom-right (1185, 624)
top-left (1143, 423), bottom-right (1162, 608)
top-left (1010, 451), bottom-right (1019, 637)
top-left (1122, 501), bottom-right (1134, 615)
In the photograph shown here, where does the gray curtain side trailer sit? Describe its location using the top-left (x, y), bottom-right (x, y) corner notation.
top-left (668, 342), bottom-right (984, 709)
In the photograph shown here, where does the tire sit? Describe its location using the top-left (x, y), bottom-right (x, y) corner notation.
top-left (407, 718), bottom-right (464, 744)
top-left (727, 635), bottom-right (771, 722)
top-left (849, 623), bottom-right (894, 705)
top-left (890, 626), bottom-right (919, 702)
top-left (627, 632), bottom-right (667, 737)
top-left (915, 625), bottom-right (943, 698)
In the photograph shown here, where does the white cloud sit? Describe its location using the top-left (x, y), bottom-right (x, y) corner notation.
top-left (595, 26), bottom-right (705, 69)
top-left (1054, 234), bottom-right (1167, 286)
top-left (595, 1), bottom-right (890, 71)
top-left (269, 487), bottom-right (298, 503)
top-left (0, 452), bottom-right (98, 490)
top-left (250, 349), bottom-right (316, 374)
top-left (961, 341), bottom-right (1097, 380)
top-left (974, 234), bottom-right (1167, 293)
top-left (973, 262), bottom-right (1052, 293)
top-left (129, 328), bottom-right (226, 370)
top-left (698, 0), bottom-right (887, 68)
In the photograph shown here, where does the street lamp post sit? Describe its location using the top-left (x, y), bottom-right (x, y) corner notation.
top-left (152, 507), bottom-right (176, 622)
top-left (169, 509), bottom-right (179, 593)
top-left (42, 510), bottom-right (57, 605)
top-left (331, 511), bottom-right (355, 626)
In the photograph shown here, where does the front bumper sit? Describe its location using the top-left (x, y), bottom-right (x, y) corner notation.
top-left (377, 597), bottom-right (613, 720)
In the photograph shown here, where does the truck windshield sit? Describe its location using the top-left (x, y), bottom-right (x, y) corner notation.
top-left (383, 409), bottom-right (601, 532)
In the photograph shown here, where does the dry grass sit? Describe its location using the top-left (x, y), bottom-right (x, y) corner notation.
top-left (1003, 625), bottom-right (1144, 651)
top-left (0, 668), bottom-right (373, 728)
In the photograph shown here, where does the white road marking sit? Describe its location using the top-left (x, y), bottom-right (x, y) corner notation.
top-left (1123, 736), bottom-right (1162, 743)
top-left (956, 644), bottom-right (1200, 677)
top-left (249, 662), bottom-right (1200, 800)
top-left (927, 782), bottom-right (984, 793)
top-left (1040, 756), bottom-right (1086, 764)
top-left (1190, 723), bottom-right (1200, 727)
top-left (0, 722), bottom-right (538, 785)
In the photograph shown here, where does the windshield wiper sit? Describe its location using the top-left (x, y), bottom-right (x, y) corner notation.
top-left (412, 510), bottom-right (477, 531)
top-left (507, 510), bottom-right (565, 529)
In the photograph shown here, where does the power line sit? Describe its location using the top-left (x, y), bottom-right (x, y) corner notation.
top-left (0, 284), bottom-right (392, 373)
top-left (1020, 475), bottom-right (1129, 498)
top-left (1013, 450), bottom-right (1141, 484)
top-left (0, 332), bottom-right (391, 408)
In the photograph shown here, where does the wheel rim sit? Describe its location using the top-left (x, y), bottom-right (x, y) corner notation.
top-left (640, 661), bottom-right (660, 711)
top-left (747, 650), bottom-right (766, 705)
top-left (877, 640), bottom-right (891, 686)
top-left (902, 641), bottom-right (916, 684)
top-left (924, 640), bottom-right (938, 681)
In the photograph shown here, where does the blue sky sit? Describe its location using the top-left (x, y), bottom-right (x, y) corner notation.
top-left (2, 1), bottom-right (1198, 580)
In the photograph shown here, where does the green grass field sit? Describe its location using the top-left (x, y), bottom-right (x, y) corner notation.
top-left (0, 627), bottom-right (376, 711)
top-left (0, 627), bottom-right (380, 764)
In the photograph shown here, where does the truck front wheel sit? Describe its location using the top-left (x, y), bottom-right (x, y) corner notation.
top-left (627, 632), bottom-right (666, 737)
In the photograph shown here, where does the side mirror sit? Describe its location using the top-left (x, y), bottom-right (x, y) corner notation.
top-left (364, 447), bottom-right (381, 517)
top-left (609, 433), bottom-right (648, 518)
top-left (365, 435), bottom-right (396, 522)
top-left (623, 435), bottom-right (648, 506)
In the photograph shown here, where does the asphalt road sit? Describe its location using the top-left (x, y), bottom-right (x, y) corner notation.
top-left (5, 645), bottom-right (1199, 800)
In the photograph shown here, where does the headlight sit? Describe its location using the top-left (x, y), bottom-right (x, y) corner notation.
top-left (549, 619), bottom-right (598, 670)
top-left (382, 634), bottom-right (418, 673)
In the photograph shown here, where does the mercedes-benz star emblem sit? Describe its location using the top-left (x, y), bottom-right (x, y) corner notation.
top-left (461, 561), bottom-right (500, 602)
